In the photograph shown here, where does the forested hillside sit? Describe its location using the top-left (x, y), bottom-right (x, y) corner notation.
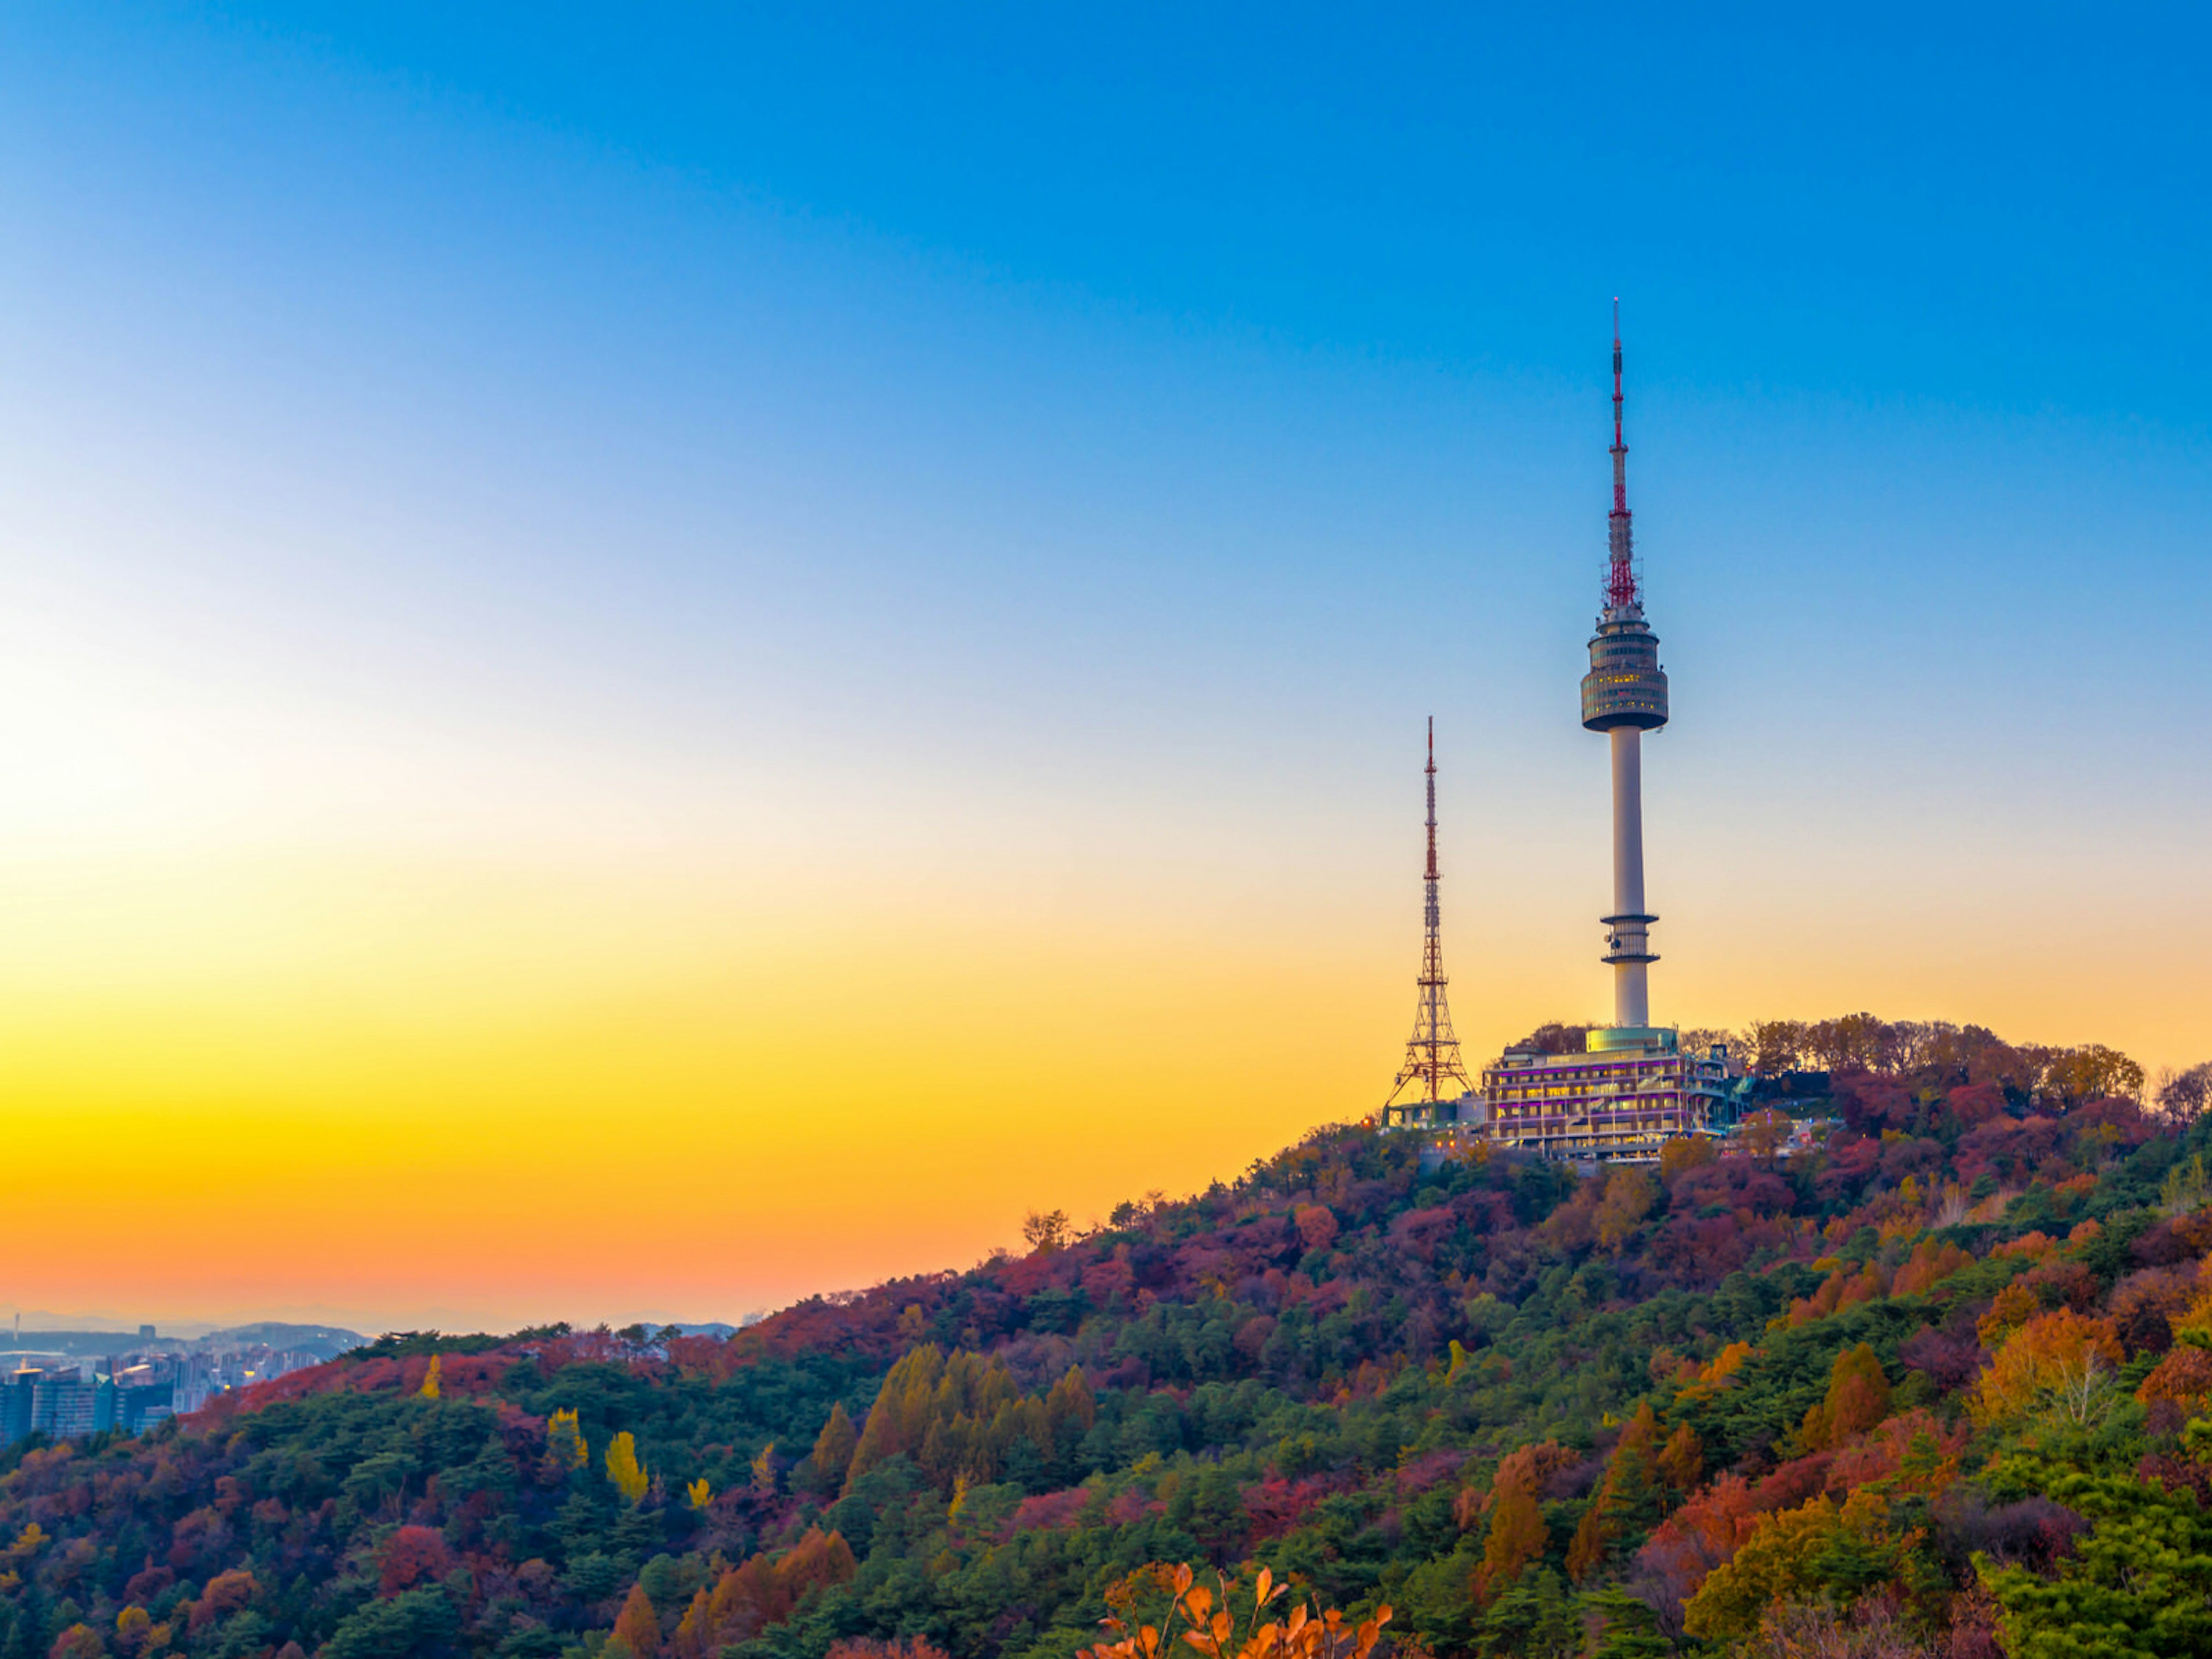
top-left (7, 1016), bottom-right (2212, 1659)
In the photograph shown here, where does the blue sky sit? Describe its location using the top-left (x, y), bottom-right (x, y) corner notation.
top-left (1, 4), bottom-right (2209, 1320)
top-left (3, 3), bottom-right (2206, 960)
top-left (126, 2), bottom-right (2201, 415)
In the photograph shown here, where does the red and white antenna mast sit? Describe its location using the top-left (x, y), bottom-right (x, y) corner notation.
top-left (1385, 718), bottom-right (1472, 1116)
top-left (1605, 297), bottom-right (1639, 612)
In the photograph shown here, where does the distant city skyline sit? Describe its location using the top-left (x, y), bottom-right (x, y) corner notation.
top-left (2, 6), bottom-right (2206, 1328)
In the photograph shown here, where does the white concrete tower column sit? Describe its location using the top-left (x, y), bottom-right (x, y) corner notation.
top-left (1608, 726), bottom-right (1650, 1028)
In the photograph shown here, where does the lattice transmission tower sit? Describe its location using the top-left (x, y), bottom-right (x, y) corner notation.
top-left (1384, 718), bottom-right (1472, 1118)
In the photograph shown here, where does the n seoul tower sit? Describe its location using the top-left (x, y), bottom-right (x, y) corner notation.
top-left (1578, 303), bottom-right (1669, 1031)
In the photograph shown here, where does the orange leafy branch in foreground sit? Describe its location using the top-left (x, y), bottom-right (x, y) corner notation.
top-left (1081, 1564), bottom-right (1391, 1659)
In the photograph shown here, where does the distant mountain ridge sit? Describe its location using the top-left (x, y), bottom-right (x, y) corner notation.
top-left (0, 1323), bottom-right (362, 1362)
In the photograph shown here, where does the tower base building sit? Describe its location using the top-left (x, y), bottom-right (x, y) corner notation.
top-left (1482, 1029), bottom-right (1744, 1161)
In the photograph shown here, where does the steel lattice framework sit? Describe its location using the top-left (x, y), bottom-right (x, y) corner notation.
top-left (1384, 718), bottom-right (1472, 1112)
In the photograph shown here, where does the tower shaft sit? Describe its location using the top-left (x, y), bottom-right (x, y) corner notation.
top-left (1608, 727), bottom-right (1651, 1027)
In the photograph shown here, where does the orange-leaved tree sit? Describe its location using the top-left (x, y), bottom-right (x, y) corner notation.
top-left (1080, 1563), bottom-right (1390, 1659)
top-left (1976, 1280), bottom-right (2038, 1347)
top-left (1891, 1236), bottom-right (1975, 1298)
top-left (671, 1527), bottom-right (859, 1658)
top-left (1471, 1441), bottom-right (1571, 1604)
top-left (1568, 1402), bottom-right (1690, 1580)
top-left (1673, 1341), bottom-right (1754, 1408)
top-left (612, 1581), bottom-right (661, 1658)
top-left (1633, 1473), bottom-right (1762, 1611)
top-left (1976, 1309), bottom-right (2123, 1425)
top-left (1795, 1343), bottom-right (1891, 1452)
top-left (1657, 1421), bottom-right (1704, 1492)
top-left (2138, 1346), bottom-right (2212, 1414)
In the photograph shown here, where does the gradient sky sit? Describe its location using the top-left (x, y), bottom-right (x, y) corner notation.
top-left (2, 5), bottom-right (2207, 1333)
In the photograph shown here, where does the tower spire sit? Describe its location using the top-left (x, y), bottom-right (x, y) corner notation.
top-left (1385, 717), bottom-right (1472, 1118)
top-left (1606, 297), bottom-right (1638, 612)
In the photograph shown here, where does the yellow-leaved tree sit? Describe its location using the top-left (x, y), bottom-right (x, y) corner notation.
top-left (606, 1431), bottom-right (650, 1503)
top-left (419, 1354), bottom-right (441, 1400)
top-left (1593, 1168), bottom-right (1655, 1253)
top-left (802, 1402), bottom-right (859, 1495)
top-left (547, 1407), bottom-right (588, 1472)
top-left (687, 1478), bottom-right (712, 1510)
top-left (1683, 1489), bottom-right (1905, 1641)
top-left (1045, 1365), bottom-right (1097, 1435)
top-left (842, 1344), bottom-right (1051, 1493)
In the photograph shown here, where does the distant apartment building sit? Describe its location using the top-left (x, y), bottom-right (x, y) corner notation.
top-left (34, 1369), bottom-right (96, 1439)
top-left (176, 1352), bottom-right (217, 1415)
top-left (0, 1367), bottom-right (99, 1444)
top-left (94, 1363), bottom-right (177, 1436)
top-left (0, 1372), bottom-right (31, 1445)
